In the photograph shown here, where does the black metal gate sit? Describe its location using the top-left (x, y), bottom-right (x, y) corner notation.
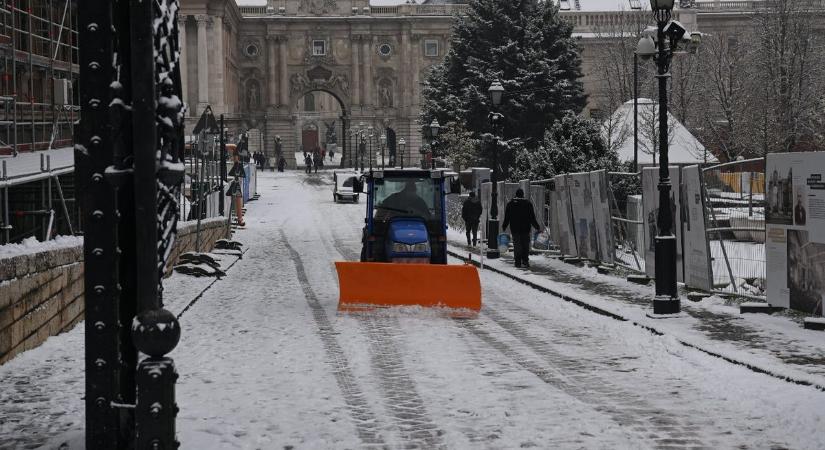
top-left (76, 0), bottom-right (185, 447)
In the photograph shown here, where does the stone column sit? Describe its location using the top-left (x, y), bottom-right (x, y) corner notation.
top-left (351, 36), bottom-right (361, 106)
top-left (279, 36), bottom-right (289, 109)
top-left (401, 28), bottom-right (411, 112)
top-left (195, 15), bottom-right (209, 113)
top-left (411, 36), bottom-right (420, 109)
top-left (362, 38), bottom-right (372, 107)
top-left (211, 15), bottom-right (225, 113)
top-left (266, 36), bottom-right (278, 106)
top-left (178, 16), bottom-right (189, 110)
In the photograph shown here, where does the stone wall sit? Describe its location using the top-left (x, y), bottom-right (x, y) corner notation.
top-left (0, 216), bottom-right (230, 365)
top-left (0, 245), bottom-right (84, 365)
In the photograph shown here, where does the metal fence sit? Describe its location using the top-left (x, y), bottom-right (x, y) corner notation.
top-left (701, 158), bottom-right (766, 298)
top-left (607, 171), bottom-right (644, 273)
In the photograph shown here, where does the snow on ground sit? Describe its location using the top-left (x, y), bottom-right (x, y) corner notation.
top-left (0, 235), bottom-right (82, 259)
top-left (2, 170), bottom-right (825, 449)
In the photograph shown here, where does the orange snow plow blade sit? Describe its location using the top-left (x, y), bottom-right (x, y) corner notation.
top-left (335, 262), bottom-right (481, 314)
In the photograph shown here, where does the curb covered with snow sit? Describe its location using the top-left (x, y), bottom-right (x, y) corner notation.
top-left (447, 246), bottom-right (825, 392)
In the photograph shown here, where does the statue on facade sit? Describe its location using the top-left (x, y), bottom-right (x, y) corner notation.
top-left (325, 121), bottom-right (337, 144)
top-left (246, 80), bottom-right (260, 110)
top-left (330, 73), bottom-right (350, 95)
top-left (290, 72), bottom-right (311, 93)
top-left (379, 83), bottom-right (393, 108)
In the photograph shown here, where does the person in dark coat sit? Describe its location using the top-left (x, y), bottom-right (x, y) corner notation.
top-left (304, 153), bottom-right (312, 174)
top-left (502, 188), bottom-right (542, 268)
top-left (461, 191), bottom-right (483, 246)
top-left (277, 155), bottom-right (286, 172)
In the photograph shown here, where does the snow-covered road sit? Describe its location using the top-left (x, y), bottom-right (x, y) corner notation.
top-left (3, 170), bottom-right (825, 449)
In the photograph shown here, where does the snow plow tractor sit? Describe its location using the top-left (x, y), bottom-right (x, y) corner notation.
top-left (335, 169), bottom-right (481, 314)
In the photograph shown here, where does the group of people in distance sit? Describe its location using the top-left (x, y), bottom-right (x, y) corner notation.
top-left (462, 188), bottom-right (543, 268)
top-left (303, 146), bottom-right (334, 174)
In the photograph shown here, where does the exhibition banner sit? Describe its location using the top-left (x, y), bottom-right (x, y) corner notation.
top-left (642, 166), bottom-right (684, 282)
top-left (568, 172), bottom-right (598, 261)
top-left (530, 185), bottom-right (546, 231)
top-left (681, 165), bottom-right (713, 292)
top-left (766, 152), bottom-right (825, 316)
top-left (551, 175), bottom-right (577, 256)
top-left (589, 170), bottom-right (614, 264)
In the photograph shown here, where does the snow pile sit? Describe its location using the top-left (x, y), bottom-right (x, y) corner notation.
top-left (0, 235), bottom-right (83, 260)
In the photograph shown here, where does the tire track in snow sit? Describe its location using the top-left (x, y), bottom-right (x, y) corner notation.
top-left (329, 231), bottom-right (446, 449)
top-left (459, 296), bottom-right (708, 448)
top-left (280, 230), bottom-right (388, 448)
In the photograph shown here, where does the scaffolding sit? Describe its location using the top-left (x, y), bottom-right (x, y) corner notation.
top-left (0, 0), bottom-right (79, 244)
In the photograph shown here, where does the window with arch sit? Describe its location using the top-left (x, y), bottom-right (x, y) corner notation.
top-left (304, 92), bottom-right (316, 111)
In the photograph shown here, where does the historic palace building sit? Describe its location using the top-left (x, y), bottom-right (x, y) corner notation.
top-left (178, 0), bottom-right (791, 167)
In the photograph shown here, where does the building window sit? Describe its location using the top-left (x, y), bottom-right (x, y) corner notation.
top-left (244, 43), bottom-right (259, 57)
top-left (312, 40), bottom-right (326, 56)
top-left (378, 43), bottom-right (393, 57)
top-left (559, 0), bottom-right (571, 10)
top-left (304, 93), bottom-right (315, 111)
top-left (424, 39), bottom-right (438, 57)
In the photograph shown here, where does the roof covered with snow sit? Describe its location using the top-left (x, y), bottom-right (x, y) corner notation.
top-left (602, 98), bottom-right (716, 165)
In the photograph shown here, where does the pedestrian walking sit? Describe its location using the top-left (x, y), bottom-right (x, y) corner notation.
top-left (313, 152), bottom-right (321, 173)
top-left (305, 153), bottom-right (312, 174)
top-left (502, 188), bottom-right (542, 268)
top-left (227, 150), bottom-right (246, 227)
top-left (461, 191), bottom-right (483, 246)
top-left (277, 155), bottom-right (286, 172)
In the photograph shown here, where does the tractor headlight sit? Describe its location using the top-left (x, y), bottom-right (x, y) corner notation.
top-left (412, 242), bottom-right (430, 253)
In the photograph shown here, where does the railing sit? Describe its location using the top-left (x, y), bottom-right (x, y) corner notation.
top-left (238, 3), bottom-right (470, 17)
top-left (694, 0), bottom-right (825, 10)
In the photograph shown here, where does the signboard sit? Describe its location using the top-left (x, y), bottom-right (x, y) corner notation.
top-left (766, 152), bottom-right (825, 316)
top-left (642, 167), bottom-right (684, 282)
top-left (681, 165), bottom-right (713, 292)
top-left (568, 172), bottom-right (598, 260)
top-left (551, 175), bottom-right (577, 256)
top-left (589, 170), bottom-right (614, 264)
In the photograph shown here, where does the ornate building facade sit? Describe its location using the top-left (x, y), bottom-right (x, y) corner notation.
top-left (179, 0), bottom-right (788, 167)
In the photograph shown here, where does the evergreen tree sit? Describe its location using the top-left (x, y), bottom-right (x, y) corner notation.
top-left (511, 112), bottom-right (618, 181)
top-left (422, 0), bottom-right (586, 175)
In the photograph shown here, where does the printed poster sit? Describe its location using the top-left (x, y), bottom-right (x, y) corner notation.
top-left (681, 165), bottom-right (713, 292)
top-left (589, 170), bottom-right (614, 264)
top-left (642, 166), bottom-right (684, 282)
top-left (568, 172), bottom-right (598, 261)
top-left (766, 152), bottom-right (825, 316)
top-left (551, 175), bottom-right (577, 256)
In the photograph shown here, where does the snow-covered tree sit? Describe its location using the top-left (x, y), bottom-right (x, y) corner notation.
top-left (511, 112), bottom-right (618, 181)
top-left (421, 0), bottom-right (586, 176)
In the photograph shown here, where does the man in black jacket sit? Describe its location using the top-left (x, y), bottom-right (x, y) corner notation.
top-left (461, 191), bottom-right (483, 246)
top-left (502, 188), bottom-right (542, 268)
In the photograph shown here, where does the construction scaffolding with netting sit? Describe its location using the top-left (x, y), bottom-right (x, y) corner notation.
top-left (0, 0), bottom-right (79, 244)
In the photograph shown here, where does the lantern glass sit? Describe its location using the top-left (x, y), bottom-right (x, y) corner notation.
top-left (488, 80), bottom-right (504, 106)
top-left (649, 0), bottom-right (674, 11)
top-left (430, 119), bottom-right (440, 138)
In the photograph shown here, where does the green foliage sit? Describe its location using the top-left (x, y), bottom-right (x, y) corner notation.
top-left (422, 0), bottom-right (586, 173)
top-left (512, 112), bottom-right (619, 181)
top-left (437, 122), bottom-right (482, 170)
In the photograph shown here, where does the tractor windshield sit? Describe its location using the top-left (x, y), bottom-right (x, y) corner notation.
top-left (373, 177), bottom-right (441, 221)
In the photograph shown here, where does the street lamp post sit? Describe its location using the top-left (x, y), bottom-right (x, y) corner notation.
top-left (637, 0), bottom-right (693, 315)
top-left (398, 138), bottom-right (406, 169)
top-left (358, 122), bottom-right (365, 172)
top-left (486, 80), bottom-right (504, 259)
top-left (429, 119), bottom-right (440, 170)
top-left (380, 132), bottom-right (387, 169)
top-left (367, 126), bottom-right (374, 171)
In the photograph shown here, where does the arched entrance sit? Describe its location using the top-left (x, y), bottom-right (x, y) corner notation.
top-left (290, 74), bottom-right (350, 169)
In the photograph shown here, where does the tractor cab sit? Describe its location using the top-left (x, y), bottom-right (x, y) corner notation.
top-left (362, 169), bottom-right (454, 264)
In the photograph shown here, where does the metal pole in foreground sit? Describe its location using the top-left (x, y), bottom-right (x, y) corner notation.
top-left (486, 81), bottom-right (504, 259)
top-left (219, 114), bottom-right (225, 215)
top-left (633, 52), bottom-right (639, 173)
top-left (652, 2), bottom-right (679, 315)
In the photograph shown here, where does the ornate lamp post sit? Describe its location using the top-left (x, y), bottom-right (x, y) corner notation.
top-left (486, 80), bottom-right (504, 259)
top-left (358, 121), bottom-right (366, 172)
top-left (429, 118), bottom-right (440, 170)
top-left (367, 126), bottom-right (374, 171)
top-left (638, 0), bottom-right (690, 315)
top-left (398, 137), bottom-right (406, 169)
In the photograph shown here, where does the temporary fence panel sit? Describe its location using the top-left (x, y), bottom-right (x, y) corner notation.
top-left (701, 158), bottom-right (766, 299)
top-left (590, 170), bottom-right (614, 264)
top-left (682, 165), bottom-right (713, 292)
top-left (607, 171), bottom-right (644, 273)
top-left (480, 181), bottom-right (492, 244)
top-left (642, 166), bottom-right (684, 282)
top-left (765, 152), bottom-right (825, 316)
top-left (552, 174), bottom-right (577, 256)
top-left (497, 182), bottom-right (520, 239)
top-left (567, 172), bottom-right (598, 260)
top-left (530, 184), bottom-right (546, 231)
